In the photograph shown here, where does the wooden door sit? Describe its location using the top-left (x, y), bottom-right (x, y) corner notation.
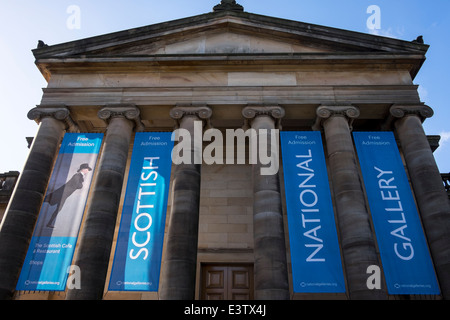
top-left (201, 264), bottom-right (254, 300)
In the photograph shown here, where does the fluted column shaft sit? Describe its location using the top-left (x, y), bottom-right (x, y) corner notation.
top-left (159, 105), bottom-right (212, 300)
top-left (0, 106), bottom-right (73, 299)
top-left (317, 106), bottom-right (386, 300)
top-left (66, 104), bottom-right (141, 300)
top-left (390, 105), bottom-right (450, 299)
top-left (242, 106), bottom-right (290, 300)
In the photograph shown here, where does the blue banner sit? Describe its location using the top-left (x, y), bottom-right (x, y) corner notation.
top-left (109, 132), bottom-right (173, 291)
top-left (280, 131), bottom-right (345, 293)
top-left (16, 133), bottom-right (103, 291)
top-left (353, 131), bottom-right (440, 295)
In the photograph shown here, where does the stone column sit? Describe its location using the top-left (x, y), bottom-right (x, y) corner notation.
top-left (242, 106), bottom-right (290, 300)
top-left (390, 104), bottom-right (450, 299)
top-left (159, 105), bottom-right (212, 300)
top-left (66, 104), bottom-right (142, 300)
top-left (0, 106), bottom-right (75, 300)
top-left (316, 106), bottom-right (387, 300)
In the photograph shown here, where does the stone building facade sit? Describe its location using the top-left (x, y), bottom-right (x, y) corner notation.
top-left (0, 1), bottom-right (449, 300)
top-left (0, 171), bottom-right (20, 223)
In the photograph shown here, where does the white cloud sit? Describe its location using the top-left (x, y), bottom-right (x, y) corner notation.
top-left (440, 131), bottom-right (450, 144)
top-left (418, 85), bottom-right (428, 101)
top-left (368, 26), bottom-right (405, 40)
top-left (436, 131), bottom-right (450, 154)
top-left (435, 131), bottom-right (450, 173)
top-left (434, 131), bottom-right (450, 156)
top-left (369, 28), bottom-right (396, 39)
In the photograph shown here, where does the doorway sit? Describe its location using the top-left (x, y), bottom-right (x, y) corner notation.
top-left (200, 264), bottom-right (254, 300)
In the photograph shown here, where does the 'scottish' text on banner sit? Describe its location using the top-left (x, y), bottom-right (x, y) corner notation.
top-left (109, 132), bottom-right (173, 291)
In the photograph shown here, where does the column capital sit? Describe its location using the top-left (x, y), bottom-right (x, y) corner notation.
top-left (382, 104), bottom-right (434, 130)
top-left (170, 104), bottom-right (212, 128)
top-left (27, 105), bottom-right (78, 132)
top-left (316, 105), bottom-right (360, 119)
top-left (170, 104), bottom-right (212, 120)
top-left (313, 105), bottom-right (360, 131)
top-left (242, 105), bottom-right (285, 120)
top-left (242, 105), bottom-right (285, 129)
top-left (389, 104), bottom-right (434, 120)
top-left (98, 104), bottom-right (144, 132)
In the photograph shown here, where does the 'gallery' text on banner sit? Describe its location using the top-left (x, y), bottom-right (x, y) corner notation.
top-left (353, 131), bottom-right (440, 295)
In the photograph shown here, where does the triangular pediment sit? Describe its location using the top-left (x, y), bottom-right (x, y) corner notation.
top-left (33, 10), bottom-right (428, 60)
top-left (102, 28), bottom-right (335, 56)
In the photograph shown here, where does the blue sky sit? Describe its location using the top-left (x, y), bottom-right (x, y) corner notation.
top-left (1, 0), bottom-right (449, 173)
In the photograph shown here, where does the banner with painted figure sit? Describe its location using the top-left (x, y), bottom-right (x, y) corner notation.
top-left (109, 132), bottom-right (173, 291)
top-left (280, 131), bottom-right (346, 293)
top-left (16, 133), bottom-right (103, 291)
top-left (353, 131), bottom-right (440, 295)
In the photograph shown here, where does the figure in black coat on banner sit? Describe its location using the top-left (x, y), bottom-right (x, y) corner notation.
top-left (44, 163), bottom-right (92, 228)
